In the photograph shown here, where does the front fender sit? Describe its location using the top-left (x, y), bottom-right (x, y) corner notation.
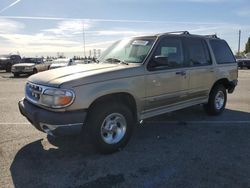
top-left (65, 75), bottom-right (145, 115)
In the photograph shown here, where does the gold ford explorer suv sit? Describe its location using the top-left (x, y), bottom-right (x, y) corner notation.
top-left (19, 31), bottom-right (238, 153)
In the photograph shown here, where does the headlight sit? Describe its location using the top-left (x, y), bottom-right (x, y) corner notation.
top-left (40, 89), bottom-right (75, 108)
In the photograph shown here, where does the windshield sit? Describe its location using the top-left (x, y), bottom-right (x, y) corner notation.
top-left (98, 37), bottom-right (156, 64)
top-left (22, 58), bottom-right (38, 63)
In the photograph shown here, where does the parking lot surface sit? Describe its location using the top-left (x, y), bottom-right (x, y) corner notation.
top-left (0, 70), bottom-right (250, 188)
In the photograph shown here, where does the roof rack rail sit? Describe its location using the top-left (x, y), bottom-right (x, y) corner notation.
top-left (204, 34), bottom-right (218, 38)
top-left (161, 31), bottom-right (190, 35)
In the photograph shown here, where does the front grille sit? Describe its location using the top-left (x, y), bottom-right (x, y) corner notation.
top-left (15, 66), bottom-right (25, 71)
top-left (26, 82), bottom-right (44, 104)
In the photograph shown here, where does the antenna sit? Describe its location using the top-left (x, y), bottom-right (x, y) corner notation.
top-left (82, 22), bottom-right (86, 57)
top-left (238, 30), bottom-right (241, 55)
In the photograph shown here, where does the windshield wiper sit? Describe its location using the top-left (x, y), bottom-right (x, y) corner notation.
top-left (104, 58), bottom-right (129, 65)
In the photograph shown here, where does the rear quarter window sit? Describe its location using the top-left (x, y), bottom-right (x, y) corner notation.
top-left (210, 40), bottom-right (236, 64)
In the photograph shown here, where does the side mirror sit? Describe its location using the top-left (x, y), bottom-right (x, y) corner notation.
top-left (151, 55), bottom-right (169, 67)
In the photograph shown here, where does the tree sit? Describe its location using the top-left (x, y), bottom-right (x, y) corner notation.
top-left (245, 37), bottom-right (250, 53)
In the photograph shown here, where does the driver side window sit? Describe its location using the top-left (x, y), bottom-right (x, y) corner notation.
top-left (149, 37), bottom-right (184, 69)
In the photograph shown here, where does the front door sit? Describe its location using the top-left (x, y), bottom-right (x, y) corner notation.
top-left (144, 36), bottom-right (189, 112)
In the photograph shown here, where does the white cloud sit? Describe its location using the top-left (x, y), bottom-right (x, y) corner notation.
top-left (43, 20), bottom-right (92, 36)
top-left (0, 16), bottom-right (249, 56)
top-left (0, 33), bottom-right (80, 46)
top-left (0, 18), bottom-right (24, 33)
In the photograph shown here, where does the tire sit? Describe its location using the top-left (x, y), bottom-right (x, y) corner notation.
top-left (13, 73), bottom-right (19, 77)
top-left (204, 84), bottom-right (227, 116)
top-left (6, 63), bottom-right (12, 72)
top-left (33, 68), bottom-right (38, 74)
top-left (86, 102), bottom-right (134, 154)
top-left (247, 67), bottom-right (250, 69)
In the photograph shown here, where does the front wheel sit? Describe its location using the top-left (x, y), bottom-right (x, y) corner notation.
top-left (33, 68), bottom-right (38, 74)
top-left (204, 85), bottom-right (227, 116)
top-left (13, 73), bottom-right (19, 77)
top-left (86, 103), bottom-right (134, 154)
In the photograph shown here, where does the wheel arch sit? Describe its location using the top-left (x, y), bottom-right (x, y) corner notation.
top-left (210, 78), bottom-right (231, 94)
top-left (88, 92), bottom-right (138, 123)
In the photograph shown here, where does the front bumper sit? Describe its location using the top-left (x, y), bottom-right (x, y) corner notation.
top-left (18, 99), bottom-right (87, 136)
top-left (12, 69), bottom-right (33, 74)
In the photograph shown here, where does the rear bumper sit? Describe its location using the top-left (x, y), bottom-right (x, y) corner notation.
top-left (18, 99), bottom-right (87, 136)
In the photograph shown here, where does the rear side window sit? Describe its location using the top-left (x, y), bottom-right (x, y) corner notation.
top-left (210, 40), bottom-right (235, 64)
top-left (184, 38), bottom-right (211, 66)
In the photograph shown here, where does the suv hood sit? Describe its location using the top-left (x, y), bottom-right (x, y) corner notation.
top-left (13, 63), bottom-right (35, 67)
top-left (0, 57), bottom-right (10, 62)
top-left (28, 63), bottom-right (143, 87)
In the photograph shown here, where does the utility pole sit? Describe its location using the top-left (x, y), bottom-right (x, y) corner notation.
top-left (82, 22), bottom-right (86, 57)
top-left (238, 30), bottom-right (241, 55)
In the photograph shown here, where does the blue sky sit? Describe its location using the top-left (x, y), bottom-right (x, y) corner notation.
top-left (0, 0), bottom-right (249, 56)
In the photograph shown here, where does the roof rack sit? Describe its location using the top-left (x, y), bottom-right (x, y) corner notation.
top-left (160, 31), bottom-right (190, 35)
top-left (203, 34), bottom-right (218, 38)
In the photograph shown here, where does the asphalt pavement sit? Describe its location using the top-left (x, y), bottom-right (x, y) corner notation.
top-left (0, 70), bottom-right (250, 188)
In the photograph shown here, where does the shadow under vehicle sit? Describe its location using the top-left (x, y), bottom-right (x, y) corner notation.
top-left (10, 107), bottom-right (250, 188)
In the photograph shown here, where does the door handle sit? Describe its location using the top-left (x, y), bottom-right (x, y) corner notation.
top-left (176, 71), bottom-right (186, 76)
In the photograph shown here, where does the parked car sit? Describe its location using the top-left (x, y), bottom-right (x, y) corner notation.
top-left (0, 54), bottom-right (21, 72)
top-left (11, 58), bottom-right (49, 77)
top-left (237, 58), bottom-right (250, 69)
top-left (74, 59), bottom-right (93, 64)
top-left (49, 58), bottom-right (75, 69)
top-left (19, 31), bottom-right (238, 154)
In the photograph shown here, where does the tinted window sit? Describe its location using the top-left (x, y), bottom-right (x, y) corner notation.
top-left (185, 38), bottom-right (211, 66)
top-left (210, 40), bottom-right (235, 64)
top-left (11, 55), bottom-right (21, 61)
top-left (22, 58), bottom-right (42, 64)
top-left (150, 37), bottom-right (184, 69)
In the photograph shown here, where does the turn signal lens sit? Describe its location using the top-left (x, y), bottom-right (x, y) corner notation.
top-left (40, 89), bottom-right (75, 108)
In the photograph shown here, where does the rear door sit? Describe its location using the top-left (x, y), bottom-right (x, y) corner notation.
top-left (183, 37), bottom-right (215, 99)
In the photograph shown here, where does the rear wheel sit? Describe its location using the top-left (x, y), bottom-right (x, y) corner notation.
top-left (204, 84), bottom-right (227, 116)
top-left (86, 102), bottom-right (134, 154)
